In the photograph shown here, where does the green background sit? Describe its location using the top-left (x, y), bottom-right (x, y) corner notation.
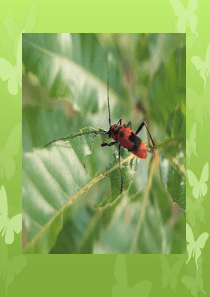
top-left (0, 1), bottom-right (209, 296)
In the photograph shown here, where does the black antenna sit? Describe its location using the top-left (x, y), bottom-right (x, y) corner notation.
top-left (107, 54), bottom-right (111, 127)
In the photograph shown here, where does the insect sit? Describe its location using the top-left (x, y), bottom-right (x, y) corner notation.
top-left (45, 57), bottom-right (156, 194)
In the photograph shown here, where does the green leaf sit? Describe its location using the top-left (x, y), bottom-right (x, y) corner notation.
top-left (23, 127), bottom-right (97, 253)
top-left (149, 46), bottom-right (186, 126)
top-left (158, 103), bottom-right (186, 210)
top-left (22, 105), bottom-right (69, 150)
top-left (159, 152), bottom-right (186, 210)
top-left (94, 198), bottom-right (172, 254)
top-left (163, 105), bottom-right (186, 157)
top-left (49, 176), bottom-right (115, 254)
top-left (150, 176), bottom-right (172, 223)
top-left (165, 105), bottom-right (185, 140)
top-left (136, 199), bottom-right (172, 254)
top-left (23, 127), bottom-right (138, 253)
top-left (50, 205), bottom-right (95, 254)
top-left (22, 33), bottom-right (127, 114)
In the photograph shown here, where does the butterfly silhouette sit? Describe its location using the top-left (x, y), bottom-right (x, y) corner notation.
top-left (112, 255), bottom-right (152, 297)
top-left (0, 185), bottom-right (22, 244)
top-left (0, 123), bottom-right (21, 180)
top-left (0, 33), bottom-right (22, 95)
top-left (181, 258), bottom-right (206, 297)
top-left (169, 0), bottom-right (198, 36)
top-left (0, 237), bottom-right (27, 296)
top-left (191, 44), bottom-right (210, 89)
top-left (0, 3), bottom-right (38, 95)
top-left (187, 196), bottom-right (205, 227)
top-left (186, 122), bottom-right (199, 165)
top-left (187, 86), bottom-right (210, 137)
top-left (2, 3), bottom-right (39, 60)
top-left (186, 224), bottom-right (209, 268)
top-left (187, 162), bottom-right (209, 199)
top-left (160, 256), bottom-right (184, 294)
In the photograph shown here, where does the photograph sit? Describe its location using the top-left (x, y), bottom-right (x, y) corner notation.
top-left (22, 33), bottom-right (186, 254)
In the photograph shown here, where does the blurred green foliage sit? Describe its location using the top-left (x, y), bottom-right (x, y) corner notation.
top-left (22, 33), bottom-right (186, 254)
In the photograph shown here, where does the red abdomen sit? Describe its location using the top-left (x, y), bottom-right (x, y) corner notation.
top-left (131, 141), bottom-right (147, 159)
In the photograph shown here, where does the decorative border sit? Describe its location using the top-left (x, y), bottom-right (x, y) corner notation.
top-left (0, 1), bottom-right (209, 296)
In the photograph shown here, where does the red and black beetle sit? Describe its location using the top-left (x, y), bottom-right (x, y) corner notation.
top-left (104, 122), bottom-right (148, 159)
top-left (100, 117), bottom-right (156, 192)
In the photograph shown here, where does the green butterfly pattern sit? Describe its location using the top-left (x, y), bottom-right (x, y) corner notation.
top-left (187, 86), bottom-right (210, 137)
top-left (186, 122), bottom-right (199, 165)
top-left (169, 0), bottom-right (198, 36)
top-left (187, 162), bottom-right (209, 199)
top-left (186, 224), bottom-right (209, 269)
top-left (160, 256), bottom-right (184, 294)
top-left (0, 33), bottom-right (22, 95)
top-left (0, 2), bottom-right (38, 95)
top-left (2, 3), bottom-right (38, 60)
top-left (191, 44), bottom-right (210, 89)
top-left (181, 258), bottom-right (206, 297)
top-left (0, 123), bottom-right (21, 180)
top-left (112, 255), bottom-right (153, 297)
top-left (188, 196), bottom-right (206, 227)
top-left (0, 237), bottom-right (27, 297)
top-left (0, 186), bottom-right (22, 245)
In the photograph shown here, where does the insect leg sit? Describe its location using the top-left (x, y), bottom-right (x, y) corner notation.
top-left (117, 119), bottom-right (122, 125)
top-left (135, 121), bottom-right (156, 147)
top-left (101, 141), bottom-right (118, 147)
top-left (118, 144), bottom-right (123, 194)
top-left (127, 121), bottom-right (132, 129)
